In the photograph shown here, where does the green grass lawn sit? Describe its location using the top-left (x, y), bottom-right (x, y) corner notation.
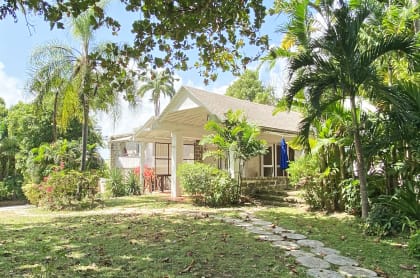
top-left (256, 207), bottom-right (420, 278)
top-left (0, 196), bottom-right (305, 277)
top-left (0, 195), bottom-right (418, 277)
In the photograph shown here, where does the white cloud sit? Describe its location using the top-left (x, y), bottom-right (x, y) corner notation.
top-left (210, 84), bottom-right (230, 95)
top-left (0, 62), bottom-right (27, 108)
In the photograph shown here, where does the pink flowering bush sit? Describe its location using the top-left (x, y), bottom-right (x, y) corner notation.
top-left (23, 170), bottom-right (101, 210)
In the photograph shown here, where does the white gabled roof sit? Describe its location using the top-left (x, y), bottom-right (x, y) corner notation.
top-left (134, 86), bottom-right (303, 141)
top-left (172, 86), bottom-right (302, 133)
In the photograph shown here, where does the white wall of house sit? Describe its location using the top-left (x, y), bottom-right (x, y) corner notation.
top-left (116, 156), bottom-right (141, 169)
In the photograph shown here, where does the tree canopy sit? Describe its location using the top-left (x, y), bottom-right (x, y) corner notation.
top-left (225, 70), bottom-right (275, 105)
top-left (3, 1), bottom-right (269, 85)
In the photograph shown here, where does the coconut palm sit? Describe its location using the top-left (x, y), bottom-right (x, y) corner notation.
top-left (284, 0), bottom-right (417, 218)
top-left (137, 69), bottom-right (175, 117)
top-left (28, 55), bottom-right (77, 142)
top-left (28, 3), bottom-right (120, 171)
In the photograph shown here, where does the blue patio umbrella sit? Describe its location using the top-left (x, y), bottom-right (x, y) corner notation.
top-left (279, 138), bottom-right (289, 170)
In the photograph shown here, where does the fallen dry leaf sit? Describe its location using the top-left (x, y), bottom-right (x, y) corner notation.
top-left (399, 264), bottom-right (416, 270)
top-left (160, 257), bottom-right (170, 263)
top-left (179, 259), bottom-right (195, 274)
top-left (374, 267), bottom-right (387, 277)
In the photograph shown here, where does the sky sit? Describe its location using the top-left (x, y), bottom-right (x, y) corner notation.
top-left (0, 1), bottom-right (287, 156)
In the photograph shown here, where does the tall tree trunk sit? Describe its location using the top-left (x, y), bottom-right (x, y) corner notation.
top-left (52, 90), bottom-right (59, 142)
top-left (339, 145), bottom-right (347, 180)
top-left (412, 0), bottom-right (420, 33)
top-left (238, 159), bottom-right (245, 203)
top-left (349, 95), bottom-right (369, 219)
top-left (155, 98), bottom-right (160, 117)
top-left (81, 93), bottom-right (89, 171)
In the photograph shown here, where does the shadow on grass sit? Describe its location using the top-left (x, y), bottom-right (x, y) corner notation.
top-left (0, 212), bottom-right (306, 277)
top-left (102, 194), bottom-right (196, 210)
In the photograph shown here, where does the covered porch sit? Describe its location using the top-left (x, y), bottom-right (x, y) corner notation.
top-left (133, 86), bottom-right (302, 198)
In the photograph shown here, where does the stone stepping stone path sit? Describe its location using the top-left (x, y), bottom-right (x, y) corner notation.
top-left (297, 239), bottom-right (325, 248)
top-left (311, 247), bottom-right (341, 257)
top-left (285, 250), bottom-right (315, 258)
top-left (338, 266), bottom-right (378, 277)
top-left (213, 214), bottom-right (379, 278)
top-left (272, 240), bottom-right (301, 250)
top-left (282, 232), bottom-right (307, 240)
top-left (296, 256), bottom-right (331, 269)
top-left (307, 269), bottom-right (344, 278)
top-left (324, 254), bottom-right (359, 266)
top-left (270, 226), bottom-right (288, 234)
top-left (257, 234), bottom-right (285, 242)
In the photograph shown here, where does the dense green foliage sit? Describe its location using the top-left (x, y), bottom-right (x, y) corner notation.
top-left (268, 0), bottom-right (419, 227)
top-left (106, 168), bottom-right (125, 197)
top-left (28, 3), bottom-right (124, 171)
top-left (408, 230), bottom-right (420, 258)
top-left (178, 163), bottom-right (236, 206)
top-left (201, 110), bottom-right (267, 201)
top-left (106, 168), bottom-right (141, 197)
top-left (22, 170), bottom-right (101, 210)
top-left (225, 70), bottom-right (275, 105)
top-left (125, 169), bottom-right (141, 196)
top-left (0, 96), bottom-right (104, 206)
top-left (0, 176), bottom-right (23, 201)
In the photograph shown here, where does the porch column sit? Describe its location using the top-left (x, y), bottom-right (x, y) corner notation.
top-left (139, 142), bottom-right (146, 193)
top-left (171, 132), bottom-right (183, 197)
top-left (228, 146), bottom-right (239, 179)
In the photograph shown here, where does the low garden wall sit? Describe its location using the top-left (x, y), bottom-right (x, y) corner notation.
top-left (242, 177), bottom-right (289, 196)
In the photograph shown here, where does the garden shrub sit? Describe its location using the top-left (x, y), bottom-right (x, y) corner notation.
top-left (125, 170), bottom-right (141, 195)
top-left (341, 178), bottom-right (361, 215)
top-left (22, 183), bottom-right (45, 205)
top-left (106, 168), bottom-right (125, 197)
top-left (408, 229), bottom-right (420, 258)
top-left (288, 155), bottom-right (341, 211)
top-left (22, 170), bottom-right (101, 210)
top-left (364, 203), bottom-right (403, 237)
top-left (178, 163), bottom-right (236, 207)
top-left (0, 175), bottom-right (24, 201)
top-left (22, 139), bottom-right (104, 184)
top-left (381, 183), bottom-right (420, 223)
top-left (287, 154), bottom-right (319, 187)
top-left (365, 183), bottom-right (420, 237)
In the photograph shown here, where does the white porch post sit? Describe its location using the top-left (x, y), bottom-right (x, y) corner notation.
top-left (171, 132), bottom-right (183, 197)
top-left (228, 146), bottom-right (239, 179)
top-left (139, 142), bottom-right (146, 193)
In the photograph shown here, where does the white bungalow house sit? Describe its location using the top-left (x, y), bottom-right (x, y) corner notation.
top-left (109, 86), bottom-right (303, 198)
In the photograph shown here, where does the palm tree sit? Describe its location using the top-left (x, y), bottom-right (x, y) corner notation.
top-left (284, 0), bottom-right (417, 218)
top-left (28, 53), bottom-right (77, 142)
top-left (137, 69), bottom-right (175, 117)
top-left (28, 4), bottom-right (119, 171)
top-left (201, 110), bottom-right (267, 202)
